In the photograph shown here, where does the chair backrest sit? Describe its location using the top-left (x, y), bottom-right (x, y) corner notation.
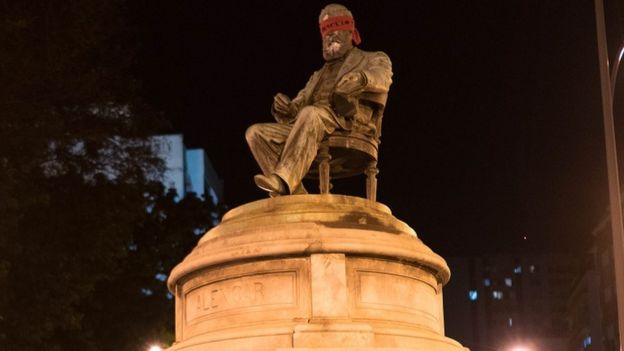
top-left (306, 92), bottom-right (387, 180)
top-left (357, 92), bottom-right (387, 142)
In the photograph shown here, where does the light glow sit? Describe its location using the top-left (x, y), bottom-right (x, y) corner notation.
top-left (509, 346), bottom-right (531, 351)
top-left (148, 346), bottom-right (162, 351)
top-left (468, 290), bottom-right (478, 301)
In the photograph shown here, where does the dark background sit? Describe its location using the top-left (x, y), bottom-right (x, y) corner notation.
top-left (130, 0), bottom-right (624, 256)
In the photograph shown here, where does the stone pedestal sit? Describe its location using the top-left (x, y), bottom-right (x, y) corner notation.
top-left (167, 195), bottom-right (467, 351)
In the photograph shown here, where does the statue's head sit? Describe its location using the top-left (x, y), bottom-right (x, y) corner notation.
top-left (319, 4), bottom-right (361, 61)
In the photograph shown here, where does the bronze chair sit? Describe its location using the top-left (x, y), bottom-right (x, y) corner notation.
top-left (306, 92), bottom-right (387, 202)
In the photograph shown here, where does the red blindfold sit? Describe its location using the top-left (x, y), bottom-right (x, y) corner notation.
top-left (319, 16), bottom-right (361, 45)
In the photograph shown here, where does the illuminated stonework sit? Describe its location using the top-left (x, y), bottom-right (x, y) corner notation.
top-left (166, 195), bottom-right (468, 350)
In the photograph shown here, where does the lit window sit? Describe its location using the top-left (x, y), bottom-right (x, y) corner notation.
top-left (505, 278), bottom-right (513, 287)
top-left (154, 273), bottom-right (167, 282)
top-left (166, 292), bottom-right (174, 300)
top-left (583, 335), bottom-right (592, 348)
top-left (508, 317), bottom-right (513, 327)
top-left (468, 290), bottom-right (478, 301)
top-left (529, 265), bottom-right (536, 273)
top-left (492, 291), bottom-right (503, 300)
top-left (141, 288), bottom-right (154, 296)
top-left (513, 265), bottom-right (522, 274)
top-left (484, 278), bottom-right (491, 287)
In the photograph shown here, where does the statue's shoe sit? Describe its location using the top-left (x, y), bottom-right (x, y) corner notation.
top-left (254, 174), bottom-right (287, 195)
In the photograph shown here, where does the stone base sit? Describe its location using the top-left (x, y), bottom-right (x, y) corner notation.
top-left (166, 195), bottom-right (468, 351)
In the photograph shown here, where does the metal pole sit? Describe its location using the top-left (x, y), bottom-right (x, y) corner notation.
top-left (611, 46), bottom-right (624, 98)
top-left (594, 1), bottom-right (624, 350)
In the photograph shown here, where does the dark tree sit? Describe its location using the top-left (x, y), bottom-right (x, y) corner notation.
top-left (82, 188), bottom-right (220, 351)
top-left (0, 1), bottom-right (211, 350)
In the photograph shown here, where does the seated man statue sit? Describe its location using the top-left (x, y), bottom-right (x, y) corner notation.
top-left (246, 3), bottom-right (393, 196)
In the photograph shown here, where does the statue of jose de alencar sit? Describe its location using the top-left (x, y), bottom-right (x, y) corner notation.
top-left (246, 3), bottom-right (393, 197)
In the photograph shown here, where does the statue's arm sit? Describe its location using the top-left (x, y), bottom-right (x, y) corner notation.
top-left (360, 52), bottom-right (393, 94)
top-left (334, 52), bottom-right (392, 98)
top-left (271, 71), bottom-right (319, 124)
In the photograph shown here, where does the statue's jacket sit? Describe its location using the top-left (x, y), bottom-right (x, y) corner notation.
top-left (274, 47), bottom-right (393, 137)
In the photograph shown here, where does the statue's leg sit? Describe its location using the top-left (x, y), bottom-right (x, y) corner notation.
top-left (274, 106), bottom-right (338, 193)
top-left (245, 123), bottom-right (291, 176)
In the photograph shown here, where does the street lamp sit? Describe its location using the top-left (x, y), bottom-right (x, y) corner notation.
top-left (594, 1), bottom-right (624, 351)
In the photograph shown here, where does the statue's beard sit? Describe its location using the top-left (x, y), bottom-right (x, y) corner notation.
top-left (323, 39), bottom-right (349, 61)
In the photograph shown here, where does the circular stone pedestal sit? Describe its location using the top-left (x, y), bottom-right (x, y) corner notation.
top-left (167, 195), bottom-right (467, 351)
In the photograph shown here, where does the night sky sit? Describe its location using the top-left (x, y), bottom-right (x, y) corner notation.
top-left (130, 0), bottom-right (624, 256)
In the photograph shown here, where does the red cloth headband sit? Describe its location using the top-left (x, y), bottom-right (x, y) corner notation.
top-left (319, 15), bottom-right (361, 45)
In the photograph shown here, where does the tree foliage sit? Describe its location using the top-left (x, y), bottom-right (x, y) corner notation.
top-left (0, 1), bottom-right (214, 350)
top-left (82, 189), bottom-right (219, 351)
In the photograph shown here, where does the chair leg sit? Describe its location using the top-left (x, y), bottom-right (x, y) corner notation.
top-left (365, 161), bottom-right (378, 202)
top-left (318, 143), bottom-right (331, 194)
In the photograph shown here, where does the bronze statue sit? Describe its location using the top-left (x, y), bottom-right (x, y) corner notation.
top-left (246, 3), bottom-right (393, 196)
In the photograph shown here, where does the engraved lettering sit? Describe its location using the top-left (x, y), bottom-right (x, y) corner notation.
top-left (254, 282), bottom-right (264, 303)
top-left (231, 285), bottom-right (242, 304)
top-left (196, 294), bottom-right (202, 312)
top-left (185, 272), bottom-right (296, 323)
top-left (210, 289), bottom-right (219, 309)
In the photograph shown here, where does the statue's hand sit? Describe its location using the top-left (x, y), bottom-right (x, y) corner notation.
top-left (335, 72), bottom-right (366, 96)
top-left (273, 93), bottom-right (293, 117)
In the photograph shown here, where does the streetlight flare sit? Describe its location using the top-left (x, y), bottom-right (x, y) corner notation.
top-left (148, 346), bottom-right (162, 351)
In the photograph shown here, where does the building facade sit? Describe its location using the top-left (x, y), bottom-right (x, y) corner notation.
top-left (566, 214), bottom-right (620, 351)
top-left (444, 254), bottom-right (577, 351)
top-left (567, 267), bottom-right (605, 351)
top-left (151, 134), bottom-right (223, 205)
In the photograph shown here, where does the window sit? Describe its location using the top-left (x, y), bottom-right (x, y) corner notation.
top-left (492, 291), bottom-right (503, 300)
top-left (468, 290), bottom-right (478, 301)
top-left (504, 278), bottom-right (512, 287)
top-left (513, 265), bottom-right (522, 274)
top-left (484, 278), bottom-right (491, 287)
top-left (583, 335), bottom-right (592, 348)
